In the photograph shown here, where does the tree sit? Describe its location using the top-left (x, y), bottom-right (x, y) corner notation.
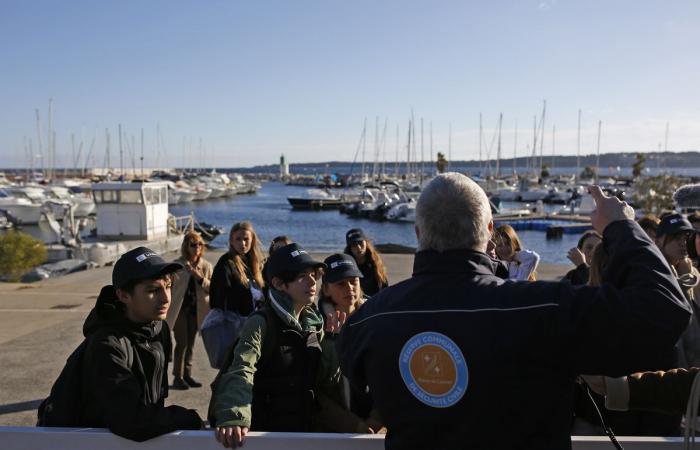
top-left (540, 164), bottom-right (550, 179)
top-left (436, 152), bottom-right (448, 173)
top-left (632, 152), bottom-right (646, 178)
top-left (632, 174), bottom-right (684, 215)
top-left (580, 166), bottom-right (596, 180)
top-left (0, 231), bottom-right (47, 282)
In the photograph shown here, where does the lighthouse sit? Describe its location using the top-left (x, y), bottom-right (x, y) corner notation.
top-left (280, 153), bottom-right (289, 179)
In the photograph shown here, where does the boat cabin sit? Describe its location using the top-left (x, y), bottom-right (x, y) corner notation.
top-left (91, 182), bottom-right (169, 240)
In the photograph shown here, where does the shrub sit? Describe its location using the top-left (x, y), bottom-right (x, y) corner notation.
top-left (0, 231), bottom-right (47, 282)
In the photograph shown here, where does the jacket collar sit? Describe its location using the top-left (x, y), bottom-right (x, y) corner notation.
top-left (413, 249), bottom-right (502, 278)
top-left (268, 288), bottom-right (324, 333)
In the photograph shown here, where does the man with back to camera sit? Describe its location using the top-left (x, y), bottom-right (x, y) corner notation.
top-left (41, 246), bottom-right (204, 440)
top-left (337, 173), bottom-right (692, 450)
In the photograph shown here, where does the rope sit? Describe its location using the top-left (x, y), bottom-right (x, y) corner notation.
top-left (585, 385), bottom-right (624, 450)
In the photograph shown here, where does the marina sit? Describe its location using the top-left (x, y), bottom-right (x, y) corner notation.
top-left (2, 1), bottom-right (699, 446)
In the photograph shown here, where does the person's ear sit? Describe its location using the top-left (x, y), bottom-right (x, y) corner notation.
top-left (271, 277), bottom-right (285, 291)
top-left (487, 220), bottom-right (494, 235)
top-left (116, 288), bottom-right (131, 306)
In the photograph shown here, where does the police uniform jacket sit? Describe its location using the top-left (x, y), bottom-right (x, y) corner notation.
top-left (338, 220), bottom-right (691, 450)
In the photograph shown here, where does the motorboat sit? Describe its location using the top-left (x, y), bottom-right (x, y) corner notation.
top-left (287, 189), bottom-right (343, 210)
top-left (0, 188), bottom-right (43, 224)
top-left (46, 186), bottom-right (95, 217)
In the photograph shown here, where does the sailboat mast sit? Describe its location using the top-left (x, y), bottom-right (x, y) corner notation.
top-left (513, 121), bottom-right (518, 175)
top-left (595, 120), bottom-right (602, 183)
top-left (420, 118), bottom-right (424, 183)
top-left (576, 109), bottom-right (581, 181)
top-left (551, 125), bottom-right (556, 173)
top-left (495, 114), bottom-right (502, 177)
top-left (395, 124), bottom-right (399, 177)
top-left (479, 113), bottom-right (483, 174)
top-left (372, 116), bottom-right (379, 181)
top-left (531, 115), bottom-right (537, 174)
top-left (430, 121), bottom-right (434, 176)
top-left (35, 109), bottom-right (44, 180)
top-left (361, 117), bottom-right (367, 183)
top-left (539, 100), bottom-right (546, 175)
top-left (118, 124), bottom-right (124, 179)
top-left (48, 99), bottom-right (53, 181)
top-left (406, 119), bottom-right (411, 178)
top-left (141, 129), bottom-right (145, 179)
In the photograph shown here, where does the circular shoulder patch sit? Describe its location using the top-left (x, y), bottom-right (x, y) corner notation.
top-left (398, 331), bottom-right (468, 408)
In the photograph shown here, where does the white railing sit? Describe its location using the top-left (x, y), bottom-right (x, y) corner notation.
top-left (0, 427), bottom-right (689, 450)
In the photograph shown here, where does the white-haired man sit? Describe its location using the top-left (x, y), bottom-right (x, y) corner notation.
top-left (338, 172), bottom-right (691, 450)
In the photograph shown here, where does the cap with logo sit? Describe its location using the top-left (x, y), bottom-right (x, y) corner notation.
top-left (112, 246), bottom-right (183, 289)
top-left (656, 213), bottom-right (694, 238)
top-left (266, 243), bottom-right (327, 280)
top-left (323, 253), bottom-right (364, 284)
top-left (346, 228), bottom-right (368, 246)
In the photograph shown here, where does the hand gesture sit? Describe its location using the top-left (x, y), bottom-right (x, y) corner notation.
top-left (567, 247), bottom-right (585, 266)
top-left (215, 426), bottom-right (248, 448)
top-left (589, 186), bottom-right (635, 234)
top-left (325, 310), bottom-right (348, 334)
top-left (580, 375), bottom-right (607, 397)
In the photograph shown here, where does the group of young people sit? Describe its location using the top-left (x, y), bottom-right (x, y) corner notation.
top-left (39, 221), bottom-right (390, 447)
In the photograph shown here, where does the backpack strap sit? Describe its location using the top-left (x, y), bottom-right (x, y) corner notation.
top-left (257, 306), bottom-right (278, 365)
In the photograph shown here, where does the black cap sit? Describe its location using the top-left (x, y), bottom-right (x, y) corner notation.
top-left (657, 214), bottom-right (694, 237)
top-left (346, 228), bottom-right (367, 245)
top-left (266, 243), bottom-right (326, 280)
top-left (112, 246), bottom-right (183, 289)
top-left (323, 253), bottom-right (364, 284)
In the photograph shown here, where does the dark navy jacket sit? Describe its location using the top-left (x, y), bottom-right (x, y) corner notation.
top-left (337, 220), bottom-right (691, 450)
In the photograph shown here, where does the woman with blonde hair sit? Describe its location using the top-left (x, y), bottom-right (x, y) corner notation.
top-left (344, 228), bottom-right (388, 296)
top-left (494, 224), bottom-right (540, 281)
top-left (168, 231), bottom-right (213, 390)
top-left (210, 221), bottom-right (265, 318)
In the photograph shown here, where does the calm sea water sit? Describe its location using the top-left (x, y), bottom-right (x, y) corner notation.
top-left (171, 182), bottom-right (580, 266)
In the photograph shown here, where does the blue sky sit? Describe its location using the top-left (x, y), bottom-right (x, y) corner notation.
top-left (1, 0), bottom-right (699, 168)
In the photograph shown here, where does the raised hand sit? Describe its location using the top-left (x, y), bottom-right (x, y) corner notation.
top-left (567, 247), bottom-right (585, 266)
top-left (325, 310), bottom-right (348, 334)
top-left (589, 185), bottom-right (635, 233)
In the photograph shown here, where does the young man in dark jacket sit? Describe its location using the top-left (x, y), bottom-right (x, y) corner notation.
top-left (77, 246), bottom-right (203, 440)
top-left (338, 174), bottom-right (692, 450)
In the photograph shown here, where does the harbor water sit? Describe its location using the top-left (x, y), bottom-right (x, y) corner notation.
top-left (171, 182), bottom-right (582, 266)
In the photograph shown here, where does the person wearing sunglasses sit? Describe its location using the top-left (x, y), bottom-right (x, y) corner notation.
top-left (167, 231), bottom-right (213, 390)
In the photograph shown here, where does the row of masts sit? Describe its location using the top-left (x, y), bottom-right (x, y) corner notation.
top-left (354, 102), bottom-right (673, 183)
top-left (22, 100), bottom-right (212, 181)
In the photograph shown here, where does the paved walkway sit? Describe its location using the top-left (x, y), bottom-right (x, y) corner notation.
top-left (0, 250), bottom-right (568, 426)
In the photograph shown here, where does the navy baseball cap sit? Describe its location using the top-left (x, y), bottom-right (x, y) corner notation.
top-left (112, 247), bottom-right (183, 289)
top-left (346, 228), bottom-right (367, 245)
top-left (657, 214), bottom-right (694, 238)
top-left (323, 253), bottom-right (364, 284)
top-left (266, 243), bottom-right (326, 280)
